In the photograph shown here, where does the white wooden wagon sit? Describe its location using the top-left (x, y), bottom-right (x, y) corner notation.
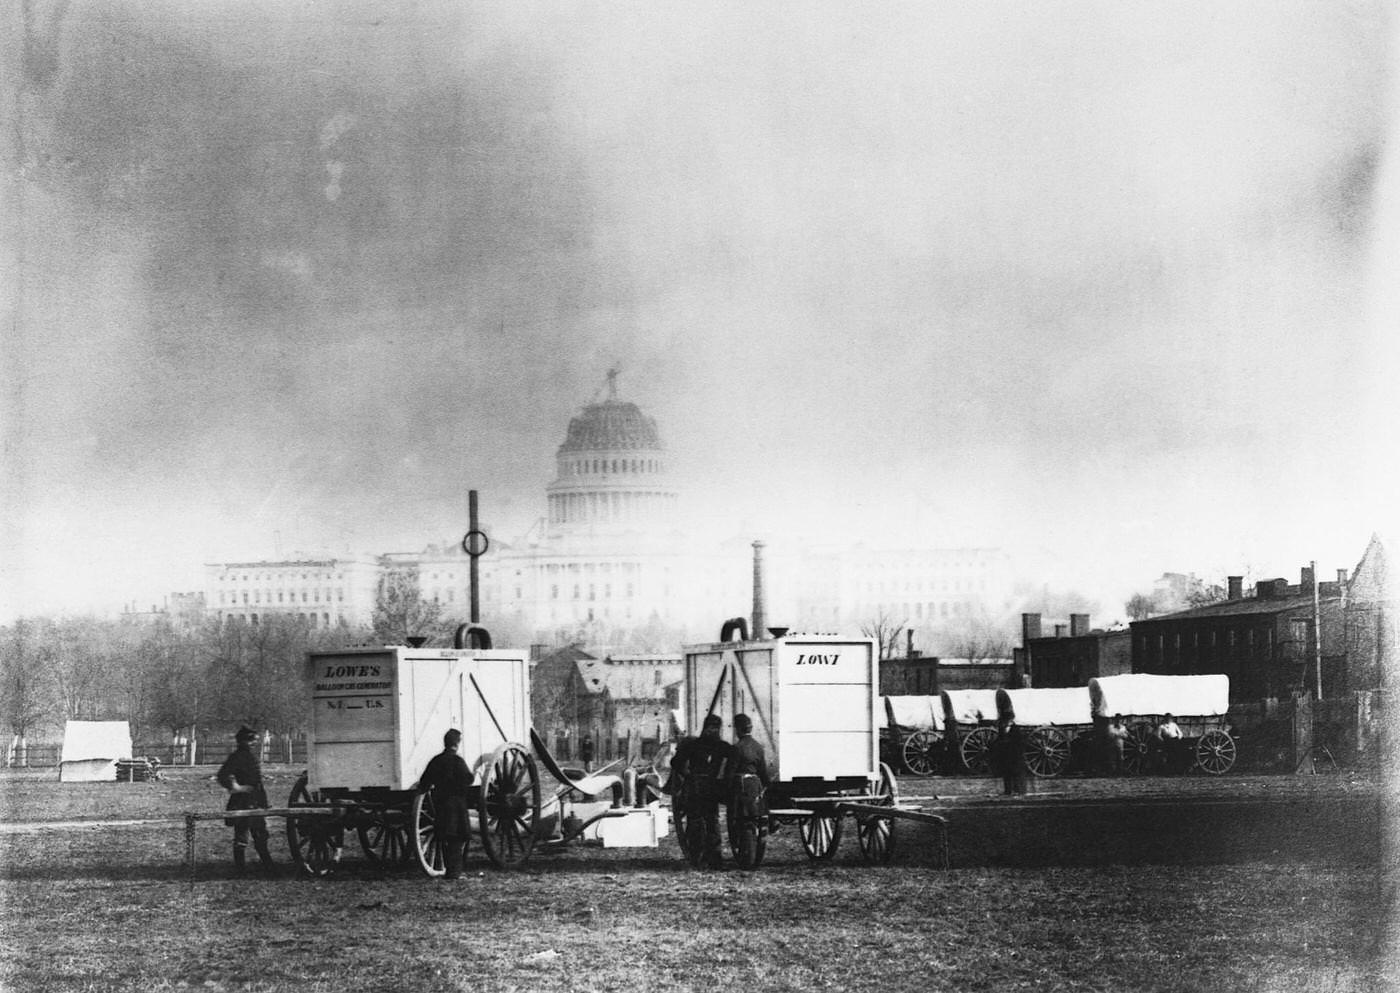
top-left (681, 623), bottom-right (948, 869)
top-left (284, 625), bottom-right (655, 878)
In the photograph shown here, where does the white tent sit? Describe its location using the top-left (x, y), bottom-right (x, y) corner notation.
top-left (59, 721), bottom-right (133, 783)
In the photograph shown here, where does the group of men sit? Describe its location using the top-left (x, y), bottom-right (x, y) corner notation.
top-left (667, 712), bottom-right (771, 869)
top-left (1103, 713), bottom-right (1187, 774)
top-left (215, 724), bottom-right (478, 879)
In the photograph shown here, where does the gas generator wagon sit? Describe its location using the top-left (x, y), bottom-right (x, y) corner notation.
top-left (287, 627), bottom-right (545, 877)
top-left (680, 622), bottom-right (946, 869)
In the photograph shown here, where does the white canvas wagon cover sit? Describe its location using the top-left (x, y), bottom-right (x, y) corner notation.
top-left (940, 689), bottom-right (1000, 726)
top-left (884, 696), bottom-right (944, 732)
top-left (1089, 674), bottom-right (1230, 719)
top-left (996, 687), bottom-right (1092, 727)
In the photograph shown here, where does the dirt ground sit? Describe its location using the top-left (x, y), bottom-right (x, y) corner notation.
top-left (0, 766), bottom-right (1394, 993)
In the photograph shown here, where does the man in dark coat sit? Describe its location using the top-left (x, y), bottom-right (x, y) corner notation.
top-left (217, 726), bottom-right (274, 874)
top-left (729, 713), bottom-right (770, 790)
top-left (671, 714), bottom-right (731, 868)
top-left (997, 716), bottom-right (1029, 796)
top-left (418, 728), bottom-right (474, 879)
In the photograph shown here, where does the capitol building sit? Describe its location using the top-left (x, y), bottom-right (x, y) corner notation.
top-left (203, 379), bottom-right (1013, 653)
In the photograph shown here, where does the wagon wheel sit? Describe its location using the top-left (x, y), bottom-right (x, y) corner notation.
top-left (1024, 728), bottom-right (1070, 778)
top-left (477, 742), bottom-right (542, 869)
top-left (857, 762), bottom-right (898, 864)
top-left (286, 773), bottom-right (338, 878)
top-left (1122, 726), bottom-right (1150, 775)
top-left (411, 790), bottom-right (447, 877)
top-left (799, 810), bottom-right (843, 860)
top-left (726, 804), bottom-right (766, 870)
top-left (960, 727), bottom-right (998, 775)
top-left (1195, 729), bottom-right (1237, 776)
top-left (902, 730), bottom-right (943, 777)
top-left (357, 804), bottom-right (413, 866)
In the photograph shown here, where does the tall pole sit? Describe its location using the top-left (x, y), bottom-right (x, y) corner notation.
top-left (1312, 559), bottom-right (1323, 701)
top-left (469, 490), bottom-right (480, 624)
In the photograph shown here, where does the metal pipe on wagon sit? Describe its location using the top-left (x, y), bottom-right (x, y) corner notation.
top-left (470, 490), bottom-right (481, 624)
top-left (751, 540), bottom-right (767, 639)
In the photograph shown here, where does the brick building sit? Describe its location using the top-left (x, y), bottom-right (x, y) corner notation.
top-left (1130, 566), bottom-right (1347, 702)
top-left (1020, 613), bottom-right (1132, 688)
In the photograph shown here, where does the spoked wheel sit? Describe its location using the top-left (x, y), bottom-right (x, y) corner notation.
top-left (1195, 729), bottom-right (1237, 775)
top-left (857, 762), bottom-right (897, 865)
top-left (798, 811), bottom-right (843, 860)
top-left (477, 743), bottom-right (542, 868)
top-left (1024, 728), bottom-right (1070, 778)
top-left (411, 790), bottom-right (449, 877)
top-left (728, 784), bottom-right (772, 868)
top-left (357, 803), bottom-right (413, 866)
top-left (902, 730), bottom-right (942, 776)
top-left (1123, 726), bottom-right (1151, 775)
top-left (286, 773), bottom-right (339, 878)
top-left (960, 727), bottom-right (998, 775)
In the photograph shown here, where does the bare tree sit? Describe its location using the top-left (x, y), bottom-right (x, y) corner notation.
top-left (0, 620), bottom-right (61, 765)
top-left (859, 609), bottom-right (908, 661)
top-left (940, 614), bottom-right (1014, 663)
top-left (373, 565), bottom-right (445, 645)
top-left (1125, 593), bottom-right (1156, 621)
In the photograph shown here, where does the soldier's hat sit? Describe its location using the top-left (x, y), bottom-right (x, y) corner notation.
top-left (444, 728), bottom-right (463, 747)
top-left (235, 725), bottom-right (258, 743)
top-left (702, 714), bottom-right (723, 730)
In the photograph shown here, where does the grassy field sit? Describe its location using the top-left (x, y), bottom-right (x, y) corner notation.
top-left (0, 766), bottom-right (1393, 993)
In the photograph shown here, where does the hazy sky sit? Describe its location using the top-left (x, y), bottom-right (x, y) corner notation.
top-left (3, 1), bottom-right (1396, 621)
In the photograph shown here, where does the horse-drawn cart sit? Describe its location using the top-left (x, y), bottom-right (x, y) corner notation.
top-left (1088, 673), bottom-right (1236, 775)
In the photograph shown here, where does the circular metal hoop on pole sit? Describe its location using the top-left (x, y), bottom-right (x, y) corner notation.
top-left (461, 529), bottom-right (490, 558)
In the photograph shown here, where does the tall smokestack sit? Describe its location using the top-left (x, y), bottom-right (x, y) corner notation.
top-left (751, 540), bottom-right (767, 638)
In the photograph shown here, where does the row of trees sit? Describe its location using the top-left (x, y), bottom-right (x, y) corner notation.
top-left (0, 565), bottom-right (699, 757)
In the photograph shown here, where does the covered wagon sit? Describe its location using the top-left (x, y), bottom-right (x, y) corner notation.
top-left (994, 687), bottom-right (1094, 777)
top-left (940, 689), bottom-right (1001, 774)
top-left (1088, 673), bottom-right (1235, 775)
top-left (882, 696), bottom-right (945, 776)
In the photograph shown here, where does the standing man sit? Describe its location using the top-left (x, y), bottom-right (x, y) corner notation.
top-left (580, 735), bottom-right (595, 773)
top-left (418, 728), bottom-right (474, 880)
top-left (996, 715), bottom-right (1028, 796)
top-left (671, 714), bottom-right (731, 868)
top-left (729, 714), bottom-right (770, 790)
top-left (217, 726), bottom-right (275, 875)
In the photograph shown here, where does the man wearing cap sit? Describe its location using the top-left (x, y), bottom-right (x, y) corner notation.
top-left (418, 728), bottom-right (474, 879)
top-left (217, 726), bottom-right (275, 875)
top-left (671, 714), bottom-right (731, 868)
